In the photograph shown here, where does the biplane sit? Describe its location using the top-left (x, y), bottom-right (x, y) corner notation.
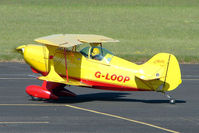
top-left (16, 34), bottom-right (182, 104)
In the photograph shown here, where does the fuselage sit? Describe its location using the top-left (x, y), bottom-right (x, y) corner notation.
top-left (18, 44), bottom-right (181, 92)
top-left (20, 44), bottom-right (153, 91)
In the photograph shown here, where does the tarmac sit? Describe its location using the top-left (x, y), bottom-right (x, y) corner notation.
top-left (0, 62), bottom-right (198, 133)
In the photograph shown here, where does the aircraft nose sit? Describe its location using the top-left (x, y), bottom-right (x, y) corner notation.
top-left (16, 45), bottom-right (26, 54)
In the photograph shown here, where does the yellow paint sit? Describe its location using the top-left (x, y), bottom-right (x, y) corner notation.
top-left (18, 44), bottom-right (49, 73)
top-left (16, 34), bottom-right (182, 92)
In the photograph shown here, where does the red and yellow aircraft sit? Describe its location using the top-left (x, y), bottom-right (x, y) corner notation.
top-left (16, 34), bottom-right (181, 104)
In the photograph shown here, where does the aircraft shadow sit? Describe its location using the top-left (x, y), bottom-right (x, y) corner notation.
top-left (44, 92), bottom-right (186, 104)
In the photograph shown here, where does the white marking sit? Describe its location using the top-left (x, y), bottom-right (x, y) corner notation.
top-left (182, 79), bottom-right (199, 80)
top-left (140, 76), bottom-right (145, 79)
top-left (139, 69), bottom-right (144, 74)
top-left (0, 121), bottom-right (49, 124)
top-left (0, 78), bottom-right (34, 80)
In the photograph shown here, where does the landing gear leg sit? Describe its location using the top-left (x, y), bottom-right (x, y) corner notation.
top-left (164, 92), bottom-right (175, 104)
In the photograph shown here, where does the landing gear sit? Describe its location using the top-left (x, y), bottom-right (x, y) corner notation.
top-left (157, 84), bottom-right (176, 104)
top-left (30, 96), bottom-right (42, 101)
top-left (169, 98), bottom-right (176, 104)
top-left (26, 81), bottom-right (76, 101)
top-left (164, 93), bottom-right (175, 104)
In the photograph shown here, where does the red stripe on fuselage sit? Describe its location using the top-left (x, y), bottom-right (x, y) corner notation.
top-left (69, 77), bottom-right (148, 91)
top-left (82, 79), bottom-right (148, 91)
top-left (31, 67), bottom-right (48, 76)
top-left (32, 67), bottom-right (149, 91)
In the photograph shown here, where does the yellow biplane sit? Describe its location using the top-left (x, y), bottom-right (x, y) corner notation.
top-left (16, 34), bottom-right (182, 104)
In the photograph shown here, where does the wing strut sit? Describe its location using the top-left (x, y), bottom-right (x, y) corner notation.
top-left (64, 48), bottom-right (69, 82)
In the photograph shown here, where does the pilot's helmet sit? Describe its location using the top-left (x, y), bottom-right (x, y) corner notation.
top-left (92, 48), bottom-right (100, 56)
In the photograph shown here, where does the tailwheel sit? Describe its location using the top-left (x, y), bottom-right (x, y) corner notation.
top-left (164, 92), bottom-right (175, 104)
top-left (169, 98), bottom-right (176, 104)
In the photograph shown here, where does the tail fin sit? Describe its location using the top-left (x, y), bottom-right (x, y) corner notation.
top-left (136, 53), bottom-right (182, 92)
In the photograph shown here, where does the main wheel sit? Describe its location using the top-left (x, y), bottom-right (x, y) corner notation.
top-left (30, 96), bottom-right (42, 101)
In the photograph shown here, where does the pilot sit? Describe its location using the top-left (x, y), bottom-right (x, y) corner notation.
top-left (91, 48), bottom-right (103, 60)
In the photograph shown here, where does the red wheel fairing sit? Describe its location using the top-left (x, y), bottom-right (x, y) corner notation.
top-left (26, 81), bottom-right (76, 100)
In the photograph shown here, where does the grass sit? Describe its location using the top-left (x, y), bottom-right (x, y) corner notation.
top-left (0, 0), bottom-right (199, 63)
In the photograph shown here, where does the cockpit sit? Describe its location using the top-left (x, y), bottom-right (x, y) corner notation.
top-left (80, 46), bottom-right (114, 64)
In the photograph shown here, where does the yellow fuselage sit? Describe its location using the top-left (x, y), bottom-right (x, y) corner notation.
top-left (20, 44), bottom-right (181, 92)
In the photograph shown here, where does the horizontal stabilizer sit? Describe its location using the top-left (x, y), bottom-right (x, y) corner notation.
top-left (135, 59), bottom-right (167, 81)
top-left (135, 72), bottom-right (163, 81)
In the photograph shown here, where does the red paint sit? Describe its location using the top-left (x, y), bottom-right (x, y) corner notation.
top-left (30, 67), bottom-right (48, 76)
top-left (26, 85), bottom-right (58, 100)
top-left (26, 81), bottom-right (76, 100)
top-left (94, 71), bottom-right (131, 83)
top-left (80, 79), bottom-right (148, 91)
top-left (111, 74), bottom-right (117, 81)
top-left (105, 73), bottom-right (110, 80)
top-left (117, 75), bottom-right (123, 82)
top-left (31, 67), bottom-right (39, 74)
top-left (64, 48), bottom-right (69, 82)
top-left (95, 71), bottom-right (101, 78)
top-left (123, 76), bottom-right (130, 83)
top-left (49, 55), bottom-right (54, 59)
top-left (58, 75), bottom-right (148, 92)
top-left (30, 67), bottom-right (148, 96)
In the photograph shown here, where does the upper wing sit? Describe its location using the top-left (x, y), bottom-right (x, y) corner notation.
top-left (34, 34), bottom-right (119, 48)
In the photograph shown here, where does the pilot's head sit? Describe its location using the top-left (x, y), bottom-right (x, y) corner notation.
top-left (92, 48), bottom-right (100, 56)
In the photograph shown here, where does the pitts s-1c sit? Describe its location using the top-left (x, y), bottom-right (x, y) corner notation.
top-left (16, 34), bottom-right (182, 104)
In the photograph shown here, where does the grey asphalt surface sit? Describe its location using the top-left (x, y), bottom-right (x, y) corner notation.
top-left (0, 63), bottom-right (198, 133)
